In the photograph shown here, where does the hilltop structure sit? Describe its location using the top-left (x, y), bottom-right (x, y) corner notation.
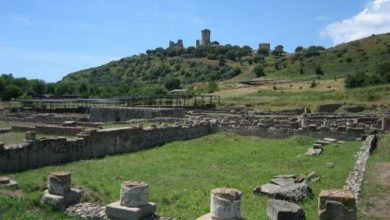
top-left (169, 39), bottom-right (184, 49)
top-left (200, 29), bottom-right (211, 46)
top-left (259, 43), bottom-right (271, 52)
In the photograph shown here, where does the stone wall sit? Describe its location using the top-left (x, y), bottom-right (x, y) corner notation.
top-left (0, 124), bottom-right (213, 173)
top-left (89, 107), bottom-right (185, 122)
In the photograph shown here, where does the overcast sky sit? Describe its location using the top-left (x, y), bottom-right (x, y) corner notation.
top-left (1, 0), bottom-right (390, 82)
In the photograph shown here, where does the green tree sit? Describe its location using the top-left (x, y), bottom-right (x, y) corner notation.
top-left (345, 72), bottom-right (366, 88)
top-left (164, 77), bottom-right (181, 91)
top-left (253, 65), bottom-right (265, 77)
top-left (315, 65), bottom-right (324, 75)
top-left (376, 62), bottom-right (390, 82)
top-left (272, 45), bottom-right (285, 57)
top-left (2, 85), bottom-right (23, 101)
top-left (207, 81), bottom-right (219, 93)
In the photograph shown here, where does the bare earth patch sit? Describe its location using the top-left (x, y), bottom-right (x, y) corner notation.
top-left (359, 162), bottom-right (390, 220)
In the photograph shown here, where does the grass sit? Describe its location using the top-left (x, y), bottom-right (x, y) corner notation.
top-left (358, 134), bottom-right (390, 219)
top-left (0, 133), bottom-right (361, 219)
top-left (220, 83), bottom-right (390, 111)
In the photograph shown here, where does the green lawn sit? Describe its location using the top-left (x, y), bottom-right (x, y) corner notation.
top-left (0, 133), bottom-right (361, 220)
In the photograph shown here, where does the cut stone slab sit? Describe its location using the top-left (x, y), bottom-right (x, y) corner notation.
top-left (323, 138), bottom-right (337, 143)
top-left (267, 199), bottom-right (306, 220)
top-left (273, 182), bottom-right (313, 202)
top-left (316, 140), bottom-right (332, 146)
top-left (270, 177), bottom-right (295, 186)
top-left (305, 147), bottom-right (323, 156)
top-left (307, 171), bottom-right (319, 182)
top-left (272, 174), bottom-right (297, 179)
top-left (105, 201), bottom-right (156, 220)
top-left (254, 183), bottom-right (282, 195)
top-left (313, 144), bottom-right (323, 149)
top-left (0, 177), bottom-right (18, 189)
top-left (41, 188), bottom-right (82, 210)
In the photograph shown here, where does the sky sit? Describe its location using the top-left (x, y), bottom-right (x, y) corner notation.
top-left (1, 0), bottom-right (390, 82)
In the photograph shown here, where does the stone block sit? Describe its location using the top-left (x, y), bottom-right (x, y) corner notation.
top-left (0, 177), bottom-right (19, 189)
top-left (48, 172), bottom-right (71, 195)
top-left (318, 189), bottom-right (356, 220)
top-left (105, 201), bottom-right (156, 220)
top-left (323, 138), bottom-right (337, 143)
top-left (42, 188), bottom-right (82, 210)
top-left (273, 182), bottom-right (313, 202)
top-left (120, 181), bottom-right (149, 207)
top-left (305, 147), bottom-right (322, 156)
top-left (210, 188), bottom-right (242, 219)
top-left (254, 183), bottom-right (281, 195)
top-left (267, 199), bottom-right (306, 220)
top-left (270, 177), bottom-right (295, 186)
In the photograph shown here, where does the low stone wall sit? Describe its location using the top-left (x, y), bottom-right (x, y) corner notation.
top-left (344, 135), bottom-right (377, 199)
top-left (89, 107), bottom-right (185, 122)
top-left (35, 125), bottom-right (84, 136)
top-left (0, 124), bottom-right (213, 173)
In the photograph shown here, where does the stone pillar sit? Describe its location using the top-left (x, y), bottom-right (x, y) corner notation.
top-left (42, 171), bottom-right (82, 209)
top-left (197, 188), bottom-right (243, 220)
top-left (318, 189), bottom-right (356, 220)
top-left (48, 172), bottom-right (71, 195)
top-left (105, 181), bottom-right (156, 220)
top-left (120, 181), bottom-right (149, 207)
top-left (25, 131), bottom-right (36, 140)
top-left (210, 188), bottom-right (242, 219)
top-left (382, 117), bottom-right (390, 131)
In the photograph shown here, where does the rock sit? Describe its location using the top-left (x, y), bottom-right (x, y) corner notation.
top-left (0, 176), bottom-right (18, 189)
top-left (313, 144), bottom-right (323, 149)
top-left (318, 189), bottom-right (357, 220)
top-left (316, 140), bottom-right (332, 146)
top-left (294, 174), bottom-right (305, 183)
top-left (325, 162), bottom-right (335, 168)
top-left (273, 182), bottom-right (313, 202)
top-left (307, 171), bottom-right (319, 182)
top-left (42, 188), bottom-right (82, 210)
top-left (62, 121), bottom-right (77, 126)
top-left (267, 199), bottom-right (306, 220)
top-left (270, 177), bottom-right (295, 186)
top-left (253, 183), bottom-right (281, 195)
top-left (323, 138), bottom-right (337, 143)
top-left (306, 147), bottom-right (323, 156)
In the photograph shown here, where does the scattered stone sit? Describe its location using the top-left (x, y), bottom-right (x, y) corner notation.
top-left (273, 182), bottom-right (313, 202)
top-left (65, 202), bottom-right (107, 219)
top-left (267, 199), bottom-right (306, 220)
top-left (307, 171), bottom-right (319, 182)
top-left (318, 189), bottom-right (357, 220)
top-left (197, 188), bottom-right (243, 220)
top-left (325, 162), bottom-right (335, 169)
top-left (62, 121), bottom-right (77, 126)
top-left (316, 104), bottom-right (342, 113)
top-left (0, 176), bottom-right (18, 189)
top-left (270, 177), bottom-right (295, 186)
top-left (294, 174), bottom-right (305, 183)
top-left (316, 140), bottom-right (332, 146)
top-left (313, 143), bottom-right (323, 149)
top-left (323, 138), bottom-right (337, 143)
top-left (253, 183), bottom-right (281, 195)
top-left (120, 181), bottom-right (149, 207)
top-left (306, 147), bottom-right (323, 156)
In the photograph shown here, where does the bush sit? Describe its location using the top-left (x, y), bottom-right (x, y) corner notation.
top-left (253, 65), bottom-right (265, 77)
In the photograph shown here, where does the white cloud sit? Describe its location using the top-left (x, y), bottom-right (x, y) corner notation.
top-left (322, 0), bottom-right (390, 45)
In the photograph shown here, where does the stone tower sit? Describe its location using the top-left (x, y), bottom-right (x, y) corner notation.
top-left (201, 29), bottom-right (211, 46)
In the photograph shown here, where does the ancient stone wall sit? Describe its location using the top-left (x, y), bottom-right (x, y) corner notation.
top-left (0, 124), bottom-right (213, 173)
top-left (89, 107), bottom-right (185, 122)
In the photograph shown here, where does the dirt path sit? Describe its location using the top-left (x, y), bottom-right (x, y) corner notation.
top-left (359, 156), bottom-right (390, 219)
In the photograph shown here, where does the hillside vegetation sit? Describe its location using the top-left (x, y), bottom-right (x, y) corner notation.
top-left (1, 33), bottom-right (390, 101)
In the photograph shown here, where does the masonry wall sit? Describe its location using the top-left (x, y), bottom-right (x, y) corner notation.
top-left (0, 124), bottom-right (213, 173)
top-left (89, 107), bottom-right (185, 122)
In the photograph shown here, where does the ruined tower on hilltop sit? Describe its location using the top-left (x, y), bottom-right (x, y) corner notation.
top-left (201, 29), bottom-right (211, 46)
top-left (169, 39), bottom-right (184, 49)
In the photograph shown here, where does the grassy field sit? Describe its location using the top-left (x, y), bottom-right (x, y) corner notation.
top-left (359, 134), bottom-right (390, 220)
top-left (218, 83), bottom-right (390, 111)
top-left (0, 133), bottom-right (361, 219)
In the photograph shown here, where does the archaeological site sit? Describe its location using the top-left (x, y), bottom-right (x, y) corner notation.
top-left (1, 1), bottom-right (390, 220)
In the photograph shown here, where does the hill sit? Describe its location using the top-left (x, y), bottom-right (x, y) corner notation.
top-left (60, 33), bottom-right (390, 97)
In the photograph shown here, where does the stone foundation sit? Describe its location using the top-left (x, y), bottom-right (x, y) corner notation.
top-left (318, 189), bottom-right (356, 220)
